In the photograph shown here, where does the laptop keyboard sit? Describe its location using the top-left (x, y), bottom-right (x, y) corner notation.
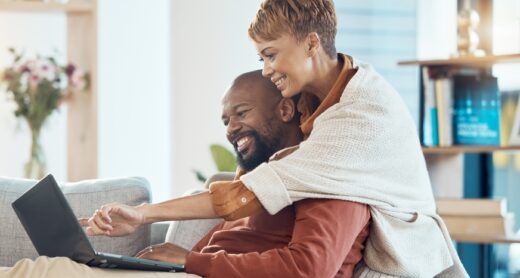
top-left (96, 251), bottom-right (184, 269)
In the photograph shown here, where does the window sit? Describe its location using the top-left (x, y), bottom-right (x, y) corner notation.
top-left (335, 0), bottom-right (419, 121)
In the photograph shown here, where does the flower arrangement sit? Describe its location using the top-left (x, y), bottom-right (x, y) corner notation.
top-left (0, 48), bottom-right (89, 179)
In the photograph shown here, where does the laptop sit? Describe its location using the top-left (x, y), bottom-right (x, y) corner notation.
top-left (11, 174), bottom-right (185, 273)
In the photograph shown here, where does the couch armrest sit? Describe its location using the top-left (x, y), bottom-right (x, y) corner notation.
top-left (0, 176), bottom-right (151, 267)
top-left (203, 172), bottom-right (235, 188)
top-left (151, 222), bottom-right (170, 245)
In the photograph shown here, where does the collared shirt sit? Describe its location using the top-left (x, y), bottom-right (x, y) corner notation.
top-left (185, 198), bottom-right (370, 278)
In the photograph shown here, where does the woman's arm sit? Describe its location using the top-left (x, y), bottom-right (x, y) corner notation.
top-left (80, 191), bottom-right (220, 236)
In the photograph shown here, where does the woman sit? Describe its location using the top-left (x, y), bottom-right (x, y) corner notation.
top-left (85, 1), bottom-right (467, 277)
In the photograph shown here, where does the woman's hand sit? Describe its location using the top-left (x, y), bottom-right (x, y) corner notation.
top-left (78, 203), bottom-right (147, 237)
top-left (135, 243), bottom-right (189, 265)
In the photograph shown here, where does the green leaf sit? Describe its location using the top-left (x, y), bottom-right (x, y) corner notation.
top-left (210, 144), bottom-right (237, 172)
top-left (192, 169), bottom-right (207, 183)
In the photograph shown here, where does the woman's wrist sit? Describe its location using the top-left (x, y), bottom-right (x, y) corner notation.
top-left (136, 203), bottom-right (155, 224)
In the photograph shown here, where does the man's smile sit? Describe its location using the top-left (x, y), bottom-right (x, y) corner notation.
top-left (233, 134), bottom-right (255, 156)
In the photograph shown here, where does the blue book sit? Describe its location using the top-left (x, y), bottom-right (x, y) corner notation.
top-left (453, 75), bottom-right (501, 145)
top-left (422, 68), bottom-right (439, 146)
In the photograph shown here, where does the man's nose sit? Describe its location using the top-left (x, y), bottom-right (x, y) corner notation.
top-left (226, 119), bottom-right (242, 138)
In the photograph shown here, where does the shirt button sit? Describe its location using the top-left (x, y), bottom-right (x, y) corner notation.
top-left (241, 197), bottom-right (247, 204)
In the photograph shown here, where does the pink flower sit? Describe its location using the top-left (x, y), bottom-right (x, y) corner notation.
top-left (69, 68), bottom-right (86, 90)
top-left (65, 64), bottom-right (76, 77)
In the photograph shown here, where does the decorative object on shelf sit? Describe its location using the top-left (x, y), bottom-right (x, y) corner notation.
top-left (456, 0), bottom-right (486, 57)
top-left (0, 48), bottom-right (89, 179)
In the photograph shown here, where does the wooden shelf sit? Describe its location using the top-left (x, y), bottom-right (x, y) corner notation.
top-left (398, 53), bottom-right (520, 67)
top-left (451, 233), bottom-right (520, 244)
top-left (0, 1), bottom-right (92, 14)
top-left (422, 145), bottom-right (520, 154)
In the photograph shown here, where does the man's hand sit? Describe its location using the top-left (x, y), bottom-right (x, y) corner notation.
top-left (78, 203), bottom-right (147, 237)
top-left (135, 243), bottom-right (189, 265)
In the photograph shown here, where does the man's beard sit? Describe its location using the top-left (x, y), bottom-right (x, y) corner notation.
top-left (235, 130), bottom-right (281, 171)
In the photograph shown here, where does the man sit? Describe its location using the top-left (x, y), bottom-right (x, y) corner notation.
top-left (2, 71), bottom-right (370, 277)
top-left (132, 70), bottom-right (371, 277)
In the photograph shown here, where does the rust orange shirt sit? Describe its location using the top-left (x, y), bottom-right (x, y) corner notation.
top-left (185, 198), bottom-right (370, 278)
top-left (209, 54), bottom-right (357, 221)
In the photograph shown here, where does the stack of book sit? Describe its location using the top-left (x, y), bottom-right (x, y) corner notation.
top-left (437, 198), bottom-right (515, 237)
top-left (422, 68), bottom-right (502, 147)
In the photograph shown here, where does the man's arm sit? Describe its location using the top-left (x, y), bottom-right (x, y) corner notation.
top-left (185, 199), bottom-right (370, 278)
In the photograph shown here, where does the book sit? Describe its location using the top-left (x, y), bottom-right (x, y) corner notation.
top-left (442, 213), bottom-right (515, 236)
top-left (435, 78), bottom-right (453, 146)
top-left (422, 68), bottom-right (439, 146)
top-left (436, 198), bottom-right (507, 217)
top-left (453, 75), bottom-right (501, 145)
top-left (509, 92), bottom-right (520, 145)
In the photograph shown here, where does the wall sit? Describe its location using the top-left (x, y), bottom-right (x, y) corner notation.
top-left (0, 12), bottom-right (67, 181)
top-left (97, 0), bottom-right (172, 202)
top-left (170, 0), bottom-right (261, 197)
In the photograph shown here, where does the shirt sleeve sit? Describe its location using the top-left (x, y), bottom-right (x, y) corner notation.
top-left (208, 180), bottom-right (263, 220)
top-left (185, 199), bottom-right (370, 278)
top-left (190, 222), bottom-right (226, 252)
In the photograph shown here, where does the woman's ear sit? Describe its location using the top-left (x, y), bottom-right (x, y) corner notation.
top-left (278, 98), bottom-right (296, 123)
top-left (306, 32), bottom-right (321, 57)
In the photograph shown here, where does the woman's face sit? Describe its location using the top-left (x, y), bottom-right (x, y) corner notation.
top-left (254, 34), bottom-right (312, 98)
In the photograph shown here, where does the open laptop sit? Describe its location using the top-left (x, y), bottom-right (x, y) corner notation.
top-left (11, 174), bottom-right (185, 273)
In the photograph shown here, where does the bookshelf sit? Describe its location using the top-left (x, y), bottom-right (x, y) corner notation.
top-left (423, 145), bottom-right (520, 154)
top-left (399, 53), bottom-right (520, 67)
top-left (451, 234), bottom-right (520, 244)
top-left (0, 0), bottom-right (98, 181)
top-left (0, 1), bottom-right (93, 13)
top-left (400, 54), bottom-right (520, 245)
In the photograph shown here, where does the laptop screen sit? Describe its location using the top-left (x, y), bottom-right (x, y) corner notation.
top-left (12, 174), bottom-right (95, 263)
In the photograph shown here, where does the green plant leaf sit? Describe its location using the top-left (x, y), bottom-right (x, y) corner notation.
top-left (192, 169), bottom-right (207, 183)
top-left (210, 144), bottom-right (237, 172)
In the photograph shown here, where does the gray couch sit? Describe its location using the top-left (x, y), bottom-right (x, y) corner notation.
top-left (0, 174), bottom-right (230, 267)
top-left (0, 176), bottom-right (152, 266)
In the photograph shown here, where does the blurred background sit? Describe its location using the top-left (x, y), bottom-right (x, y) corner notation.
top-left (0, 1), bottom-right (519, 276)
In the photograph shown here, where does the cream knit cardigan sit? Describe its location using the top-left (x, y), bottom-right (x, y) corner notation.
top-left (241, 60), bottom-right (468, 277)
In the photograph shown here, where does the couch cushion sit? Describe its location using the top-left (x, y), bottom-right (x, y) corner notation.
top-left (0, 176), bottom-right (151, 267)
top-left (165, 188), bottom-right (223, 250)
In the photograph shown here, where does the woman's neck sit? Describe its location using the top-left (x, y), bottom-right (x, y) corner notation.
top-left (302, 53), bottom-right (344, 102)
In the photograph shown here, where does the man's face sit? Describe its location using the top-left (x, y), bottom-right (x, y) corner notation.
top-left (221, 83), bottom-right (285, 171)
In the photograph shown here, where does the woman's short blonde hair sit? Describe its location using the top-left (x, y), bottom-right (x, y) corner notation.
top-left (248, 0), bottom-right (337, 59)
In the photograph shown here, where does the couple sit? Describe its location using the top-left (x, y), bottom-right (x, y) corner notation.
top-left (3, 0), bottom-right (467, 277)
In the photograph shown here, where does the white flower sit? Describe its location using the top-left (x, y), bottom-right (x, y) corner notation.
top-left (34, 59), bottom-right (57, 82)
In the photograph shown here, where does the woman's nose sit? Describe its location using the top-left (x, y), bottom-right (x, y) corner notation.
top-left (262, 63), bottom-right (273, 77)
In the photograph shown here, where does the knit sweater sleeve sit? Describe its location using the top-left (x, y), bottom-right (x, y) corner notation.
top-left (185, 199), bottom-right (370, 278)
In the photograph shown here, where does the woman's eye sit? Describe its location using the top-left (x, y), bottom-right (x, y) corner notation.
top-left (258, 57), bottom-right (264, 62)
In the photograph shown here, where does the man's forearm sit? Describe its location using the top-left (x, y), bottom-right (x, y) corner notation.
top-left (139, 191), bottom-right (219, 223)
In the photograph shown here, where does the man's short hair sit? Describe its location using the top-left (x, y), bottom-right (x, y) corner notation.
top-left (248, 0), bottom-right (338, 59)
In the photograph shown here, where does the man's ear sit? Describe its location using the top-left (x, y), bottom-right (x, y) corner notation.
top-left (306, 32), bottom-right (320, 57)
top-left (278, 98), bottom-right (296, 123)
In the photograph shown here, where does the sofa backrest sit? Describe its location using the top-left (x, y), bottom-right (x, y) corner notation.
top-left (0, 176), bottom-right (151, 267)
